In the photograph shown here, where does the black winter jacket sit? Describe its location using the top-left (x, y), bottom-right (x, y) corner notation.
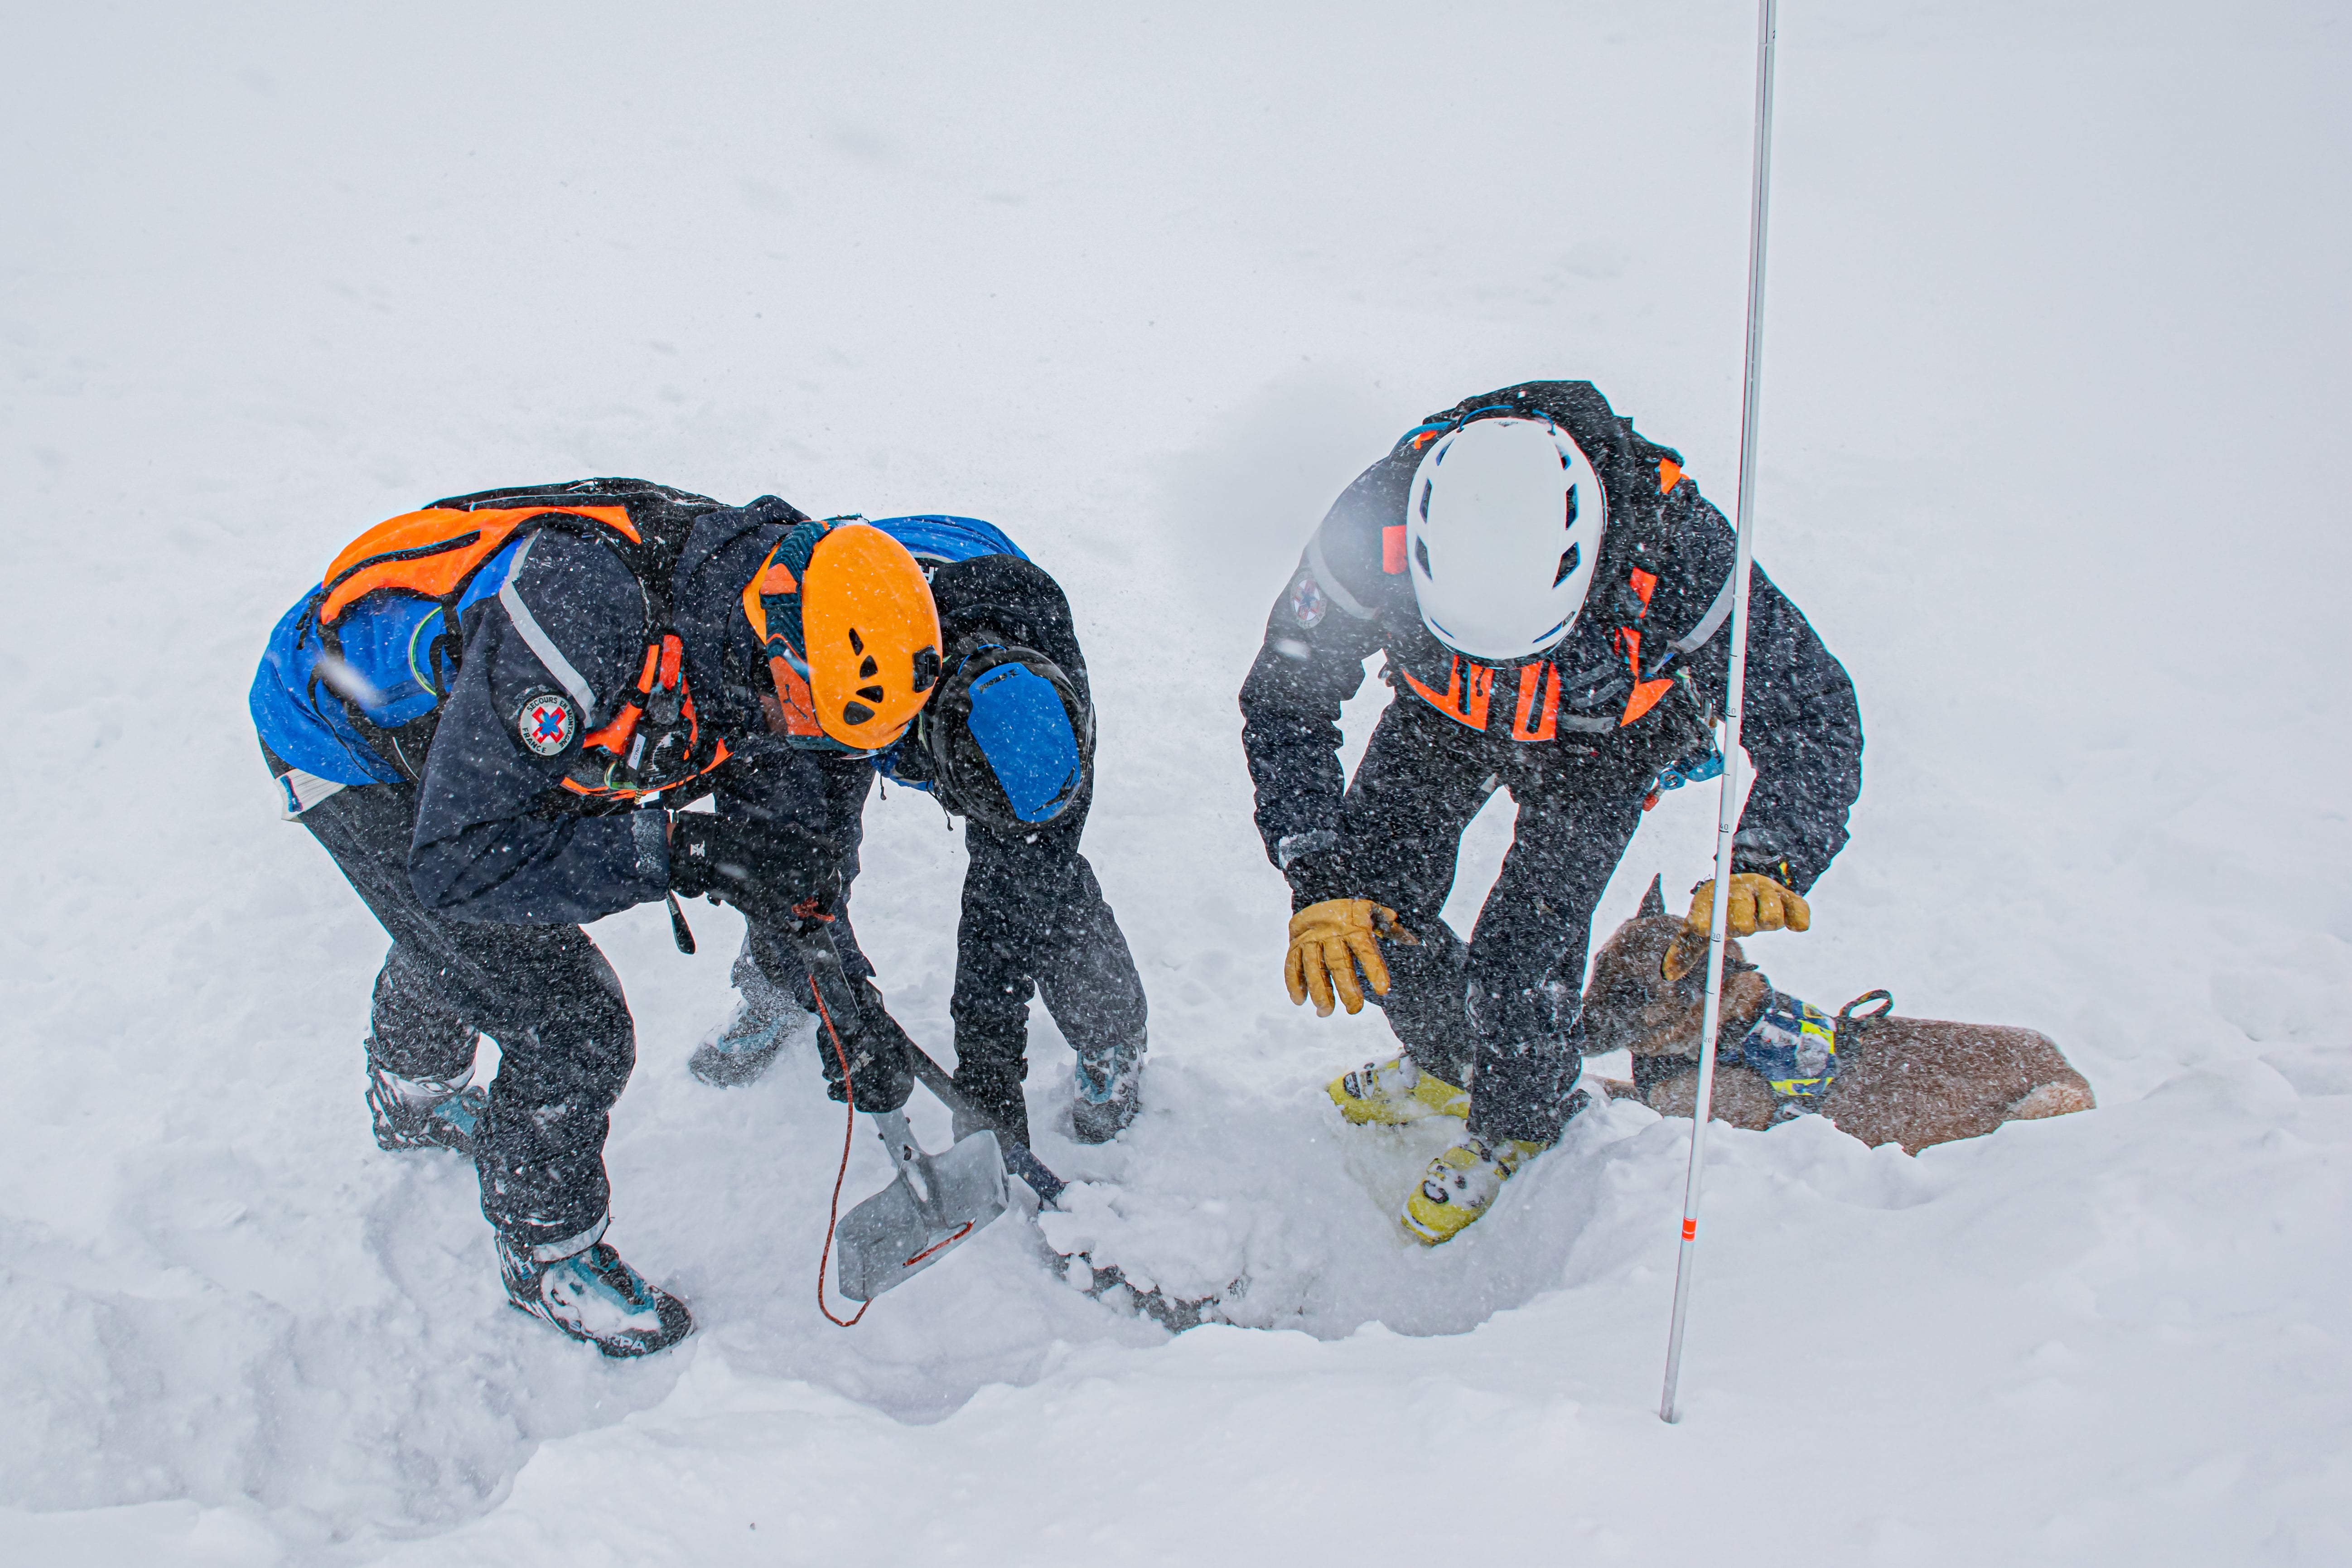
top-left (406, 503), bottom-right (1087, 926)
top-left (865, 553), bottom-right (1091, 801)
top-left (406, 494), bottom-right (822, 923)
top-left (1237, 381), bottom-right (1863, 897)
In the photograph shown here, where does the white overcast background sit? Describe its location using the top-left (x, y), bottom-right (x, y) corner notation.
top-left (3, 3), bottom-right (2348, 1563)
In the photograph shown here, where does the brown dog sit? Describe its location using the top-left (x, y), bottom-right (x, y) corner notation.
top-left (1578, 877), bottom-right (2094, 1154)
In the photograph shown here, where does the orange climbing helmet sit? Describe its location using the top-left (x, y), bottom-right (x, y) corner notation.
top-left (741, 518), bottom-right (942, 750)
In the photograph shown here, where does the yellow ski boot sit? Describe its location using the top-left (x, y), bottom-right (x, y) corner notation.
top-left (1326, 1054), bottom-right (1470, 1125)
top-left (1400, 1134), bottom-right (1548, 1245)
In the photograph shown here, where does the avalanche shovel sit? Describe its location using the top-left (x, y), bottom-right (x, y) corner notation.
top-left (788, 918), bottom-right (1225, 1327)
top-left (787, 919), bottom-right (1014, 1304)
top-left (834, 1106), bottom-right (1009, 1303)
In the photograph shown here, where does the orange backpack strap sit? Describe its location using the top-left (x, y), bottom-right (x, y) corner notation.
top-left (560, 632), bottom-right (733, 801)
top-left (317, 505), bottom-right (638, 625)
top-left (1616, 626), bottom-right (1677, 725)
top-left (1508, 661), bottom-right (1560, 741)
top-left (1398, 653), bottom-right (1496, 732)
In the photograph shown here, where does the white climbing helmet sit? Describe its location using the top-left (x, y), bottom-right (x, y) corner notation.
top-left (1404, 415), bottom-right (1606, 662)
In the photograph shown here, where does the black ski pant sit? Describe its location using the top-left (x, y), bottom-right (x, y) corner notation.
top-left (745, 764), bottom-right (1147, 1113)
top-left (738, 759), bottom-right (892, 1106)
top-left (1335, 700), bottom-right (1644, 1144)
top-left (289, 771), bottom-right (634, 1253)
top-left (946, 771), bottom-right (1148, 1094)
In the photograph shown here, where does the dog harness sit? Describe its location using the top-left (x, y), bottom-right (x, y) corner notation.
top-left (1729, 989), bottom-right (1840, 1117)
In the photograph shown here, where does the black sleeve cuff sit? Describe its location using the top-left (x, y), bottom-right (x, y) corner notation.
top-left (1729, 845), bottom-right (1809, 896)
top-left (1283, 847), bottom-right (1355, 911)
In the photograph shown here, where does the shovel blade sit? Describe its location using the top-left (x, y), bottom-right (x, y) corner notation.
top-left (835, 1131), bottom-right (1011, 1303)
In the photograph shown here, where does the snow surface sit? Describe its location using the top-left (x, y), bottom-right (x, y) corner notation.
top-left (5, 1), bottom-right (2350, 1562)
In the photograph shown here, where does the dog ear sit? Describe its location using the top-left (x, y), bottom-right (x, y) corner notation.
top-left (1638, 874), bottom-right (1667, 921)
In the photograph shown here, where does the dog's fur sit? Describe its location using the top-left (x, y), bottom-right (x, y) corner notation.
top-left (1578, 877), bottom-right (2094, 1154)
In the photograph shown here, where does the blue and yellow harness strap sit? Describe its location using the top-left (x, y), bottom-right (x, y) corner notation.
top-left (1729, 989), bottom-right (1840, 1117)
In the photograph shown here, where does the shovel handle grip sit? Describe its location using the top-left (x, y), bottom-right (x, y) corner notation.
top-left (782, 921), bottom-right (1069, 1208)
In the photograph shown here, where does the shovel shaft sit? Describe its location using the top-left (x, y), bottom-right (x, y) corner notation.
top-left (790, 917), bottom-right (885, 1073)
top-left (784, 921), bottom-right (1071, 1207)
top-left (868, 1108), bottom-right (948, 1227)
top-left (895, 1034), bottom-right (1070, 1207)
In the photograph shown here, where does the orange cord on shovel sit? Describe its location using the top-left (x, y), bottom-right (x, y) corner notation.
top-left (794, 902), bottom-right (874, 1331)
top-left (810, 978), bottom-right (870, 1328)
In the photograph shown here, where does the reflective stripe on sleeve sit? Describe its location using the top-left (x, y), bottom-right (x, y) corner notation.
top-left (497, 532), bottom-right (601, 721)
top-left (1668, 569), bottom-right (1737, 660)
top-left (1301, 535), bottom-right (1375, 622)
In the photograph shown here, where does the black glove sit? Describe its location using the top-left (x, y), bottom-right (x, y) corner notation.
top-left (667, 813), bottom-right (842, 929)
top-left (815, 975), bottom-right (914, 1113)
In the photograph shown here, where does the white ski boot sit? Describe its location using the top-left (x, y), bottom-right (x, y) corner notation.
top-left (1070, 1049), bottom-right (1142, 1145)
top-left (689, 968), bottom-right (814, 1087)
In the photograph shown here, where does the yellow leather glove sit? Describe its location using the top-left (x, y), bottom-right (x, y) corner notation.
top-left (1284, 899), bottom-right (1419, 1017)
top-left (1665, 874), bottom-right (1811, 980)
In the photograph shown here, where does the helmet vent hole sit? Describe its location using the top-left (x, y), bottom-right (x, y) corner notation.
top-left (1565, 484), bottom-right (1578, 526)
top-left (1415, 537), bottom-right (1432, 579)
top-left (847, 628), bottom-right (865, 654)
top-left (857, 685), bottom-right (885, 702)
top-left (1418, 480), bottom-right (1432, 521)
top-left (1555, 543), bottom-right (1580, 585)
top-left (859, 656), bottom-right (879, 679)
top-left (842, 701), bottom-right (876, 726)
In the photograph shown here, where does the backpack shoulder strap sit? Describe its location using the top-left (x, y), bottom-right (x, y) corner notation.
top-left (318, 503), bottom-right (638, 625)
top-left (415, 477), bottom-right (731, 627)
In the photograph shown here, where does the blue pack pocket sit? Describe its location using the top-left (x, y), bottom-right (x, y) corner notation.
top-left (964, 662), bottom-right (1080, 822)
top-left (248, 536), bottom-right (527, 787)
top-left (869, 514), bottom-right (1029, 568)
top-left (328, 596), bottom-right (449, 728)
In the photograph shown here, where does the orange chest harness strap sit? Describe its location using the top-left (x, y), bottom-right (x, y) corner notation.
top-left (1614, 569), bottom-right (1678, 726)
top-left (1399, 567), bottom-right (1678, 741)
top-left (562, 630), bottom-right (731, 800)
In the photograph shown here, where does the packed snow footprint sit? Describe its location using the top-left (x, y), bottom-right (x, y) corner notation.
top-left (1030, 1061), bottom-right (1626, 1338)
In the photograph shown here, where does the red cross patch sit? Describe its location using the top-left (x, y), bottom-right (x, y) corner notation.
top-left (518, 693), bottom-right (578, 756)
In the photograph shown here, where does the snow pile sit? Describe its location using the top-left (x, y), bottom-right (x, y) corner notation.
top-left (3, 1), bottom-right (2348, 1563)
